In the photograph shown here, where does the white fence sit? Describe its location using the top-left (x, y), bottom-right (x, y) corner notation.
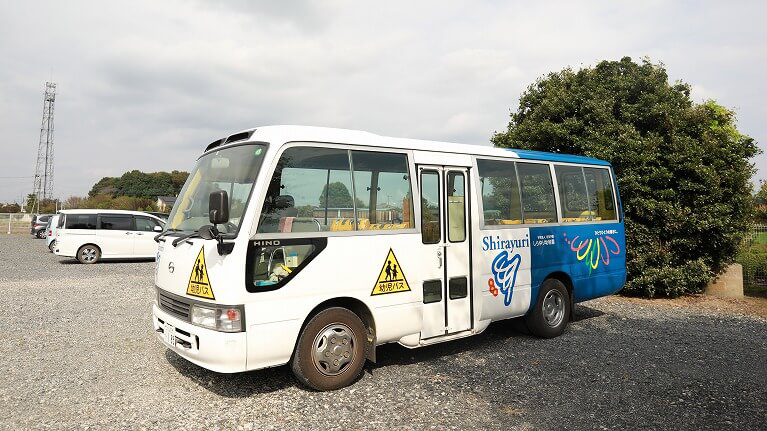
top-left (0, 213), bottom-right (34, 235)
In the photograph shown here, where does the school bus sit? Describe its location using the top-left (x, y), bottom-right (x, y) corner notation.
top-left (153, 126), bottom-right (626, 390)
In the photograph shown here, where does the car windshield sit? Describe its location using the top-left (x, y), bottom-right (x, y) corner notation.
top-left (167, 143), bottom-right (267, 235)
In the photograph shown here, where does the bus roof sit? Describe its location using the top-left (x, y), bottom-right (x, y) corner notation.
top-left (208, 125), bottom-right (612, 167)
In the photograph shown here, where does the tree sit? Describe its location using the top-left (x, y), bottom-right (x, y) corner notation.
top-left (492, 57), bottom-right (760, 298)
top-left (318, 182), bottom-right (354, 208)
top-left (755, 181), bottom-right (767, 222)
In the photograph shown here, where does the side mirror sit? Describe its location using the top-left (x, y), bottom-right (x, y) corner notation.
top-left (209, 190), bottom-right (230, 225)
top-left (153, 225), bottom-right (163, 232)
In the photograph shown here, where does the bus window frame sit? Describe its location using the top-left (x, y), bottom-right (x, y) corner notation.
top-left (250, 141), bottom-right (420, 240)
top-left (473, 155), bottom-right (620, 230)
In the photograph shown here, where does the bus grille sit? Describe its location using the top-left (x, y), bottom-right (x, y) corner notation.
top-left (159, 291), bottom-right (191, 321)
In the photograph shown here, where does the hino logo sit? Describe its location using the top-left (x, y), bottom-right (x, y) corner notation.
top-left (252, 240), bottom-right (281, 247)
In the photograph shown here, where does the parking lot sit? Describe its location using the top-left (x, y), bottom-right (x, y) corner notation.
top-left (1, 235), bottom-right (765, 430)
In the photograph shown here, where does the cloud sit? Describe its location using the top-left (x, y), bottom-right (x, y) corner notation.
top-left (0, 0), bottom-right (765, 203)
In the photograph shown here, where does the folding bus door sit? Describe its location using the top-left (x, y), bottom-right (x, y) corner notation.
top-left (419, 166), bottom-right (472, 339)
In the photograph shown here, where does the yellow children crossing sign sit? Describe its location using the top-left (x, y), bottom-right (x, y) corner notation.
top-left (187, 248), bottom-right (215, 300)
top-left (371, 249), bottom-right (411, 295)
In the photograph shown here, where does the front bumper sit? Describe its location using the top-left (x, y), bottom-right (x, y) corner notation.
top-left (152, 303), bottom-right (248, 373)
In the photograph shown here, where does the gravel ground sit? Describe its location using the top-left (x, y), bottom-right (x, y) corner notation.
top-left (0, 235), bottom-right (765, 430)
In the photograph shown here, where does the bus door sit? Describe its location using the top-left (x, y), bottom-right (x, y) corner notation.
top-left (418, 166), bottom-right (472, 339)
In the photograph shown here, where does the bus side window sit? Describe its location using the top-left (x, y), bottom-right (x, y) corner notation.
top-left (554, 165), bottom-right (591, 222)
top-left (447, 171), bottom-right (465, 242)
top-left (517, 162), bottom-right (557, 224)
top-left (257, 147), bottom-right (352, 233)
top-left (420, 171), bottom-right (441, 244)
top-left (350, 151), bottom-right (414, 231)
top-left (477, 159), bottom-right (522, 226)
top-left (584, 167), bottom-right (618, 221)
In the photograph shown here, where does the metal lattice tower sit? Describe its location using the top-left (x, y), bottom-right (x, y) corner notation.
top-left (32, 82), bottom-right (56, 211)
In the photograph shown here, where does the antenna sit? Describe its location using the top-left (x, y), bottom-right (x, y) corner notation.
top-left (31, 82), bottom-right (56, 213)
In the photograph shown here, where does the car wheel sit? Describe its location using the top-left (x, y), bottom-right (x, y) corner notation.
top-left (77, 245), bottom-right (101, 264)
top-left (36, 229), bottom-right (46, 239)
top-left (48, 240), bottom-right (56, 252)
top-left (291, 307), bottom-right (368, 391)
top-left (524, 278), bottom-right (570, 338)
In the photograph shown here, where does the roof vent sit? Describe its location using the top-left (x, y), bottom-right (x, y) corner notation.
top-left (225, 130), bottom-right (254, 144)
top-left (204, 138), bottom-right (225, 152)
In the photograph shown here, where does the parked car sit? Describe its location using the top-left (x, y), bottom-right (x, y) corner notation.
top-left (54, 210), bottom-right (166, 264)
top-left (146, 211), bottom-right (170, 220)
top-left (30, 214), bottom-right (53, 239)
top-left (45, 214), bottom-right (62, 252)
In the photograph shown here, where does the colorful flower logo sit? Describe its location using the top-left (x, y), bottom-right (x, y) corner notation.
top-left (564, 233), bottom-right (621, 272)
top-left (488, 250), bottom-right (521, 306)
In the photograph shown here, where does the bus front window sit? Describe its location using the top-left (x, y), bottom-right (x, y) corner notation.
top-left (168, 144), bottom-right (267, 235)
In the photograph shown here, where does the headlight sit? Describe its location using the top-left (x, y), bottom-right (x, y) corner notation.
top-left (190, 304), bottom-right (243, 332)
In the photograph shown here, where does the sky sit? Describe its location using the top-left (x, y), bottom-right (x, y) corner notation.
top-left (0, 0), bottom-right (765, 203)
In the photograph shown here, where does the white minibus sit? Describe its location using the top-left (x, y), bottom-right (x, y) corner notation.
top-left (153, 126), bottom-right (626, 390)
top-left (55, 209), bottom-right (166, 263)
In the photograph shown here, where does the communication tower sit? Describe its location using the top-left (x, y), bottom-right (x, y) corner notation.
top-left (31, 82), bottom-right (56, 213)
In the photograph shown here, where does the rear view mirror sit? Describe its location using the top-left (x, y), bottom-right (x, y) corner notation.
top-left (153, 225), bottom-right (163, 232)
top-left (209, 190), bottom-right (230, 225)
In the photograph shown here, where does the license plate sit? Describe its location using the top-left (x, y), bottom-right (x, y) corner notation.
top-left (164, 323), bottom-right (176, 347)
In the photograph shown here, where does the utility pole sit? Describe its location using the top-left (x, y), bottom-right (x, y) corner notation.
top-left (31, 82), bottom-right (56, 214)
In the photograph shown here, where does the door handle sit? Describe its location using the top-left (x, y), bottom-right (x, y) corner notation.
top-left (125, 232), bottom-right (132, 235)
top-left (437, 250), bottom-right (442, 268)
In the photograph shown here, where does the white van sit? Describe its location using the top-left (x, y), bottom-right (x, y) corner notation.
top-left (55, 209), bottom-right (166, 263)
top-left (46, 214), bottom-right (61, 252)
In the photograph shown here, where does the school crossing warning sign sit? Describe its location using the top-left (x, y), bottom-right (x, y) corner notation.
top-left (371, 249), bottom-right (411, 296)
top-left (186, 248), bottom-right (215, 300)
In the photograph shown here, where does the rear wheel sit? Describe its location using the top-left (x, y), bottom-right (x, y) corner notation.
top-left (36, 229), bottom-right (45, 239)
top-left (48, 240), bottom-right (56, 253)
top-left (77, 245), bottom-right (101, 264)
top-left (291, 307), bottom-right (367, 391)
top-left (524, 278), bottom-right (570, 338)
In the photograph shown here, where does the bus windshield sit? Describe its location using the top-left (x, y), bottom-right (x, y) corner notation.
top-left (167, 143), bottom-right (267, 235)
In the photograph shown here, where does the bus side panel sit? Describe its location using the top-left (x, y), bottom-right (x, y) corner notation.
top-left (529, 222), bottom-right (626, 307)
top-left (244, 234), bottom-right (425, 370)
top-left (473, 227), bottom-right (533, 322)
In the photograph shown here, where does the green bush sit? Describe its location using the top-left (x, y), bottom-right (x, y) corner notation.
top-left (492, 57), bottom-right (760, 298)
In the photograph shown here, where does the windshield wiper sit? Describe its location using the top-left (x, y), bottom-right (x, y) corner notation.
top-left (154, 228), bottom-right (181, 243)
top-left (171, 231), bottom-right (202, 247)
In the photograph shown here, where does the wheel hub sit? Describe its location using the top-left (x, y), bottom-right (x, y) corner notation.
top-left (311, 323), bottom-right (354, 376)
top-left (542, 289), bottom-right (565, 327)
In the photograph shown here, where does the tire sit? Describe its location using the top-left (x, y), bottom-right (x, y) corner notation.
top-left (291, 307), bottom-right (368, 391)
top-left (524, 278), bottom-right (570, 338)
top-left (48, 240), bottom-right (56, 253)
top-left (36, 229), bottom-right (46, 239)
top-left (77, 245), bottom-right (101, 264)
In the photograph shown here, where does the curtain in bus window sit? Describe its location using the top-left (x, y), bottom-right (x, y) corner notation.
top-left (350, 151), bottom-right (413, 231)
top-left (258, 147), bottom-right (353, 233)
top-left (477, 159), bottom-right (522, 225)
top-left (554, 165), bottom-right (592, 222)
top-left (584, 167), bottom-right (617, 221)
top-left (517, 162), bottom-right (557, 224)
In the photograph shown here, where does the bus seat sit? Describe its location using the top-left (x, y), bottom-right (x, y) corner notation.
top-left (498, 219), bottom-right (522, 225)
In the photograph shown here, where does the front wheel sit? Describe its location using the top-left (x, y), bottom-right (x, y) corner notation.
top-left (524, 278), bottom-right (570, 338)
top-left (291, 307), bottom-right (367, 391)
top-left (77, 245), bottom-right (101, 264)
